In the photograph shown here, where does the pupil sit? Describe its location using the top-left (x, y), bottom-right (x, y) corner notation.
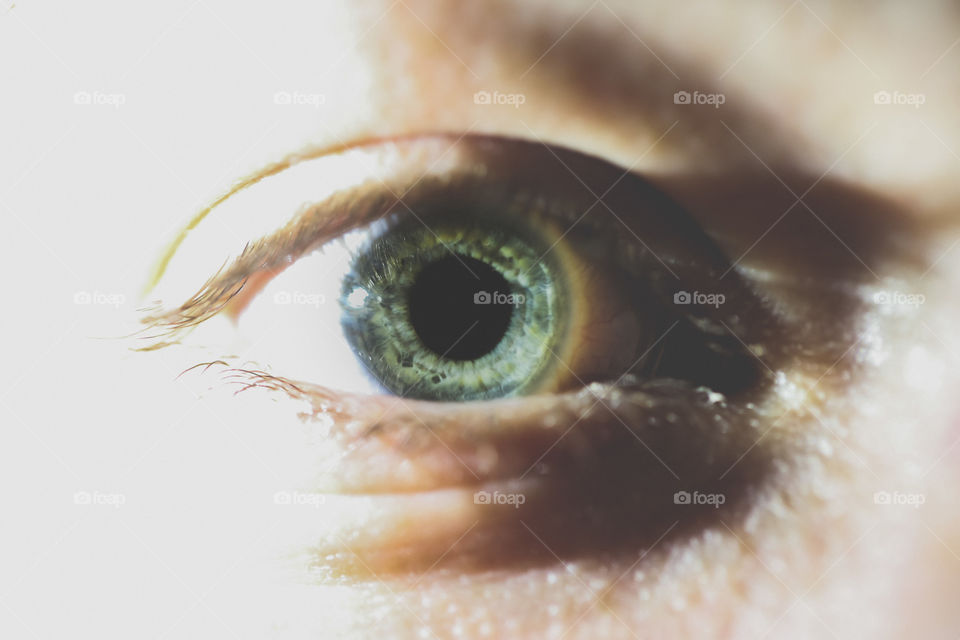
top-left (407, 254), bottom-right (514, 361)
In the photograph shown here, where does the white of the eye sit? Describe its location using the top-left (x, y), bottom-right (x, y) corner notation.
top-left (234, 229), bottom-right (384, 396)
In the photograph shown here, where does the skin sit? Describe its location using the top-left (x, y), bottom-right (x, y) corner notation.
top-left (2, 0), bottom-right (960, 638)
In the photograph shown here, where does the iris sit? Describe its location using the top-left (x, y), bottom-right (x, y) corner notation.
top-left (340, 215), bottom-right (567, 401)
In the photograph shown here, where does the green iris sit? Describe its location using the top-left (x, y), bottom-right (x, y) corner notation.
top-left (339, 215), bottom-right (567, 401)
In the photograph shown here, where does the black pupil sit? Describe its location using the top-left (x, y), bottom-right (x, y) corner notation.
top-left (407, 255), bottom-right (514, 361)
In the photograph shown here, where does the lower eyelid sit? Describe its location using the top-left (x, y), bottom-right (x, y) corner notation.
top-left (220, 367), bottom-right (765, 496)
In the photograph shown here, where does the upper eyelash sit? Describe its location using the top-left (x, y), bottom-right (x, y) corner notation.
top-left (137, 187), bottom-right (400, 347)
top-left (137, 273), bottom-right (247, 348)
top-left (135, 162), bottom-right (534, 347)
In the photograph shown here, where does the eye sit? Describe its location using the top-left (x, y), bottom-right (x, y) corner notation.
top-left (143, 135), bottom-right (770, 406)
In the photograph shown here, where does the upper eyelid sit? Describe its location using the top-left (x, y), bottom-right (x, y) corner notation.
top-left (138, 134), bottom-right (483, 341)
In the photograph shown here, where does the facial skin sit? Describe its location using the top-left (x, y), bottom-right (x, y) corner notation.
top-left (2, 0), bottom-right (960, 638)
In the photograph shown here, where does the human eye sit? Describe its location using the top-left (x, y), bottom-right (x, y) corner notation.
top-left (143, 134), bottom-right (768, 398)
top-left (137, 133), bottom-right (782, 573)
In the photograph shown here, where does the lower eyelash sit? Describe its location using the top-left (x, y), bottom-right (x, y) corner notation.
top-left (177, 357), bottom-right (770, 495)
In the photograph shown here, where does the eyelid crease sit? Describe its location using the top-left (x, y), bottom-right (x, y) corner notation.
top-left (142, 134), bottom-right (426, 297)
